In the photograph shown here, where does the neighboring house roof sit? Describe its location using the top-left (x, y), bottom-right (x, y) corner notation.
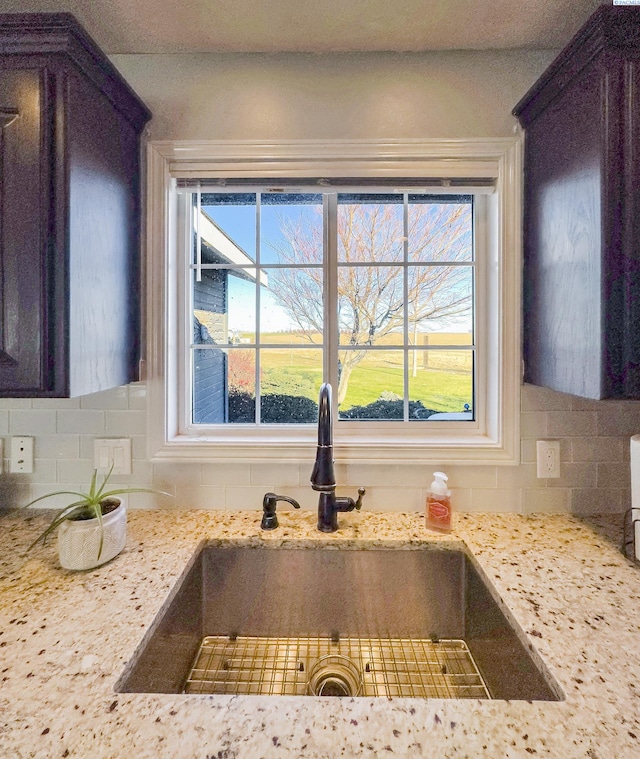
top-left (196, 208), bottom-right (268, 287)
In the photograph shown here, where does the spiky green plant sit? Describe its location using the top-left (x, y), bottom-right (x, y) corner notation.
top-left (24, 466), bottom-right (167, 559)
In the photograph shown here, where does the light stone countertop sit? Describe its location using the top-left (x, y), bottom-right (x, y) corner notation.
top-left (0, 507), bottom-right (639, 759)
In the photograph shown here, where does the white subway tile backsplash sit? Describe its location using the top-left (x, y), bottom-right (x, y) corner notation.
top-left (358, 487), bottom-right (423, 511)
top-left (446, 465), bottom-right (497, 489)
top-left (597, 405), bottom-right (640, 437)
top-left (521, 384), bottom-right (572, 412)
top-left (29, 459), bottom-right (59, 483)
top-left (105, 410), bottom-right (146, 436)
top-left (547, 410), bottom-right (597, 437)
top-left (547, 462), bottom-right (597, 489)
top-left (497, 463), bottom-right (538, 489)
top-left (56, 458), bottom-right (95, 483)
top-left (130, 436), bottom-right (148, 462)
top-left (173, 485), bottom-right (226, 509)
top-left (36, 434), bottom-right (80, 460)
top-left (346, 464), bottom-right (398, 487)
top-left (32, 397), bottom-right (81, 409)
top-left (80, 386), bottom-right (129, 410)
top-left (201, 463), bottom-right (251, 486)
top-left (449, 488), bottom-right (471, 512)
top-left (127, 383), bottom-right (147, 410)
top-left (10, 409), bottom-right (57, 435)
top-left (520, 438), bottom-right (537, 463)
top-left (56, 410), bottom-right (105, 435)
top-left (395, 466), bottom-right (432, 488)
top-left (596, 462), bottom-right (631, 491)
top-left (250, 463), bottom-right (300, 486)
top-left (469, 488), bottom-right (523, 513)
top-left (109, 459), bottom-right (154, 485)
top-left (2, 381), bottom-right (638, 518)
top-left (27, 483), bottom-right (86, 510)
top-left (524, 488), bottom-right (570, 513)
top-left (225, 486), bottom-right (276, 510)
top-left (0, 482), bottom-right (30, 508)
top-left (520, 412), bottom-right (548, 438)
top-left (153, 462), bottom-right (202, 487)
top-left (128, 490), bottom-right (175, 509)
top-left (570, 488), bottom-right (623, 514)
top-left (0, 398), bottom-right (33, 409)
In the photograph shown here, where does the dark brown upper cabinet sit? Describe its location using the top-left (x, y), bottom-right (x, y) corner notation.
top-left (0, 14), bottom-right (150, 397)
top-left (514, 6), bottom-right (640, 400)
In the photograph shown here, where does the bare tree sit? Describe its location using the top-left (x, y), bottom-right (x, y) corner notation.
top-left (268, 200), bottom-right (472, 404)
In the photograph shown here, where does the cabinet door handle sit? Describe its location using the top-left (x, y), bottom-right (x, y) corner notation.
top-left (0, 108), bottom-right (19, 129)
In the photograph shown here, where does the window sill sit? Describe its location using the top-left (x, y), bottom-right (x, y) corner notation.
top-left (150, 425), bottom-right (519, 465)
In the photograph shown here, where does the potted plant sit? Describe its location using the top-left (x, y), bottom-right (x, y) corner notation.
top-left (24, 467), bottom-right (166, 571)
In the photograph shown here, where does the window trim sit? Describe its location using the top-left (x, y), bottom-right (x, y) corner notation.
top-left (146, 139), bottom-right (521, 465)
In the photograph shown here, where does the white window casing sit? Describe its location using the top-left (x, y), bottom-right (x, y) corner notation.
top-left (146, 139), bottom-right (521, 465)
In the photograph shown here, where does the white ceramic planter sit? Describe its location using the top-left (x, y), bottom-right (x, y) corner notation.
top-left (57, 499), bottom-right (127, 571)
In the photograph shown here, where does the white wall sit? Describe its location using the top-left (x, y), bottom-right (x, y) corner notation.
top-left (111, 50), bottom-right (555, 141)
top-left (3, 49), bottom-right (635, 516)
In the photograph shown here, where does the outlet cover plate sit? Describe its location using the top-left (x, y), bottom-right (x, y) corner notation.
top-left (536, 439), bottom-right (560, 478)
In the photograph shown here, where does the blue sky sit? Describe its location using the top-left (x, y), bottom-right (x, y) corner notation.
top-left (203, 197), bottom-right (321, 334)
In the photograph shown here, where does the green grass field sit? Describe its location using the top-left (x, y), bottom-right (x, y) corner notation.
top-left (262, 363), bottom-right (471, 413)
top-left (247, 332), bottom-right (473, 413)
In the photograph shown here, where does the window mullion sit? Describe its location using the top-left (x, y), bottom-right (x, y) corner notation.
top-left (182, 190), bottom-right (193, 433)
top-left (195, 185), bottom-right (202, 283)
top-left (325, 193), bottom-right (339, 414)
top-left (403, 193), bottom-right (409, 423)
top-left (255, 192), bottom-right (262, 424)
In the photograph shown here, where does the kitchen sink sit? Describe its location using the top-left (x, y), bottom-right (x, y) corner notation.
top-left (117, 544), bottom-right (561, 701)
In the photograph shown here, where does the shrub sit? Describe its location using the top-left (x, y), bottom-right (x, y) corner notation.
top-left (228, 389), bottom-right (436, 423)
top-left (261, 394), bottom-right (318, 423)
top-left (228, 350), bottom-right (256, 392)
top-left (340, 397), bottom-right (436, 420)
top-left (228, 389), bottom-right (255, 422)
top-left (228, 390), bottom-right (318, 423)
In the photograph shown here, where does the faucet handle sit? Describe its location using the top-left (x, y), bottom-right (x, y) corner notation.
top-left (354, 487), bottom-right (366, 510)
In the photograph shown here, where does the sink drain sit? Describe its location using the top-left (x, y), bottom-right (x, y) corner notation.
top-left (307, 654), bottom-right (362, 697)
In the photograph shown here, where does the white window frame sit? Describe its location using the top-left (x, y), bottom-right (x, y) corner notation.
top-left (146, 139), bottom-right (521, 465)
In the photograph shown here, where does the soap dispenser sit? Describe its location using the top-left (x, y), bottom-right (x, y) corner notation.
top-left (426, 471), bottom-right (452, 532)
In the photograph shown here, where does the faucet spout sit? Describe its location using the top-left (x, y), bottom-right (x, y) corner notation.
top-left (311, 382), bottom-right (365, 532)
top-left (311, 383), bottom-right (335, 491)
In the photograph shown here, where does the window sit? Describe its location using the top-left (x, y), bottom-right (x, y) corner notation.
top-left (188, 190), bottom-right (474, 426)
top-left (147, 140), bottom-right (521, 463)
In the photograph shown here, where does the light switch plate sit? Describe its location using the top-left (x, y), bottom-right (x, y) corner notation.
top-left (93, 438), bottom-right (132, 475)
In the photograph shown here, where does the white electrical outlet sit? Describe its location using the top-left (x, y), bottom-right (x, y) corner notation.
top-left (536, 439), bottom-right (560, 478)
top-left (10, 436), bottom-right (34, 473)
top-left (93, 438), bottom-right (132, 475)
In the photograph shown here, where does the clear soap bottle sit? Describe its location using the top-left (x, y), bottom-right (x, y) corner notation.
top-left (426, 471), bottom-right (452, 532)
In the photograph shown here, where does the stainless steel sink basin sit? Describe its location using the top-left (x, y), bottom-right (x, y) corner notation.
top-left (117, 544), bottom-right (561, 701)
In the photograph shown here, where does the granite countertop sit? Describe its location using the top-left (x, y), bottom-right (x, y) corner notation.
top-left (1, 507), bottom-right (639, 759)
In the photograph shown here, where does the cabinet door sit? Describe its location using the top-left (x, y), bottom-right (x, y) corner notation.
top-left (522, 60), bottom-right (605, 398)
top-left (0, 67), bottom-right (55, 394)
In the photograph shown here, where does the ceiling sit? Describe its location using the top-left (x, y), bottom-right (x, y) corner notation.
top-left (0, 0), bottom-right (606, 54)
